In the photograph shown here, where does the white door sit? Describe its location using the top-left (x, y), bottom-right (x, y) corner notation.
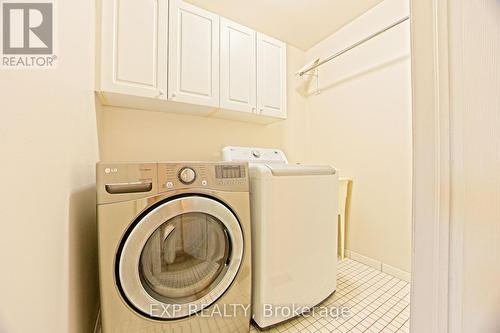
top-left (100, 0), bottom-right (167, 98)
top-left (220, 18), bottom-right (257, 114)
top-left (168, 0), bottom-right (219, 107)
top-left (257, 33), bottom-right (287, 119)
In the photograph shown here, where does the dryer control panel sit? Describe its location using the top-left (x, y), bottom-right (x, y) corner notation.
top-left (222, 146), bottom-right (288, 164)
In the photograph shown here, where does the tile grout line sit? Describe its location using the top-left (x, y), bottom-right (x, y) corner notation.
top-left (359, 288), bottom-right (410, 333)
top-left (251, 259), bottom-right (411, 333)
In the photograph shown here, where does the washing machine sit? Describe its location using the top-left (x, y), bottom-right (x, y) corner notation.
top-left (223, 147), bottom-right (338, 329)
top-left (96, 162), bottom-right (251, 333)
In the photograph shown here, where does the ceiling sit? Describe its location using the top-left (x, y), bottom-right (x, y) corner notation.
top-left (185, 0), bottom-right (384, 50)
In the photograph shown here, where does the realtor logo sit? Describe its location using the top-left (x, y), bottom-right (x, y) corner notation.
top-left (1, 1), bottom-right (57, 68)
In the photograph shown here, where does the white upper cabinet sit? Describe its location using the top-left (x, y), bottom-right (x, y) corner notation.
top-left (257, 33), bottom-right (287, 119)
top-left (220, 18), bottom-right (257, 114)
top-left (98, 0), bottom-right (287, 122)
top-left (168, 0), bottom-right (219, 107)
top-left (99, 0), bottom-right (167, 98)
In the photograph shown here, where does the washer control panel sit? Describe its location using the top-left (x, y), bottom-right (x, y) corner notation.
top-left (157, 162), bottom-right (248, 192)
top-left (215, 164), bottom-right (246, 179)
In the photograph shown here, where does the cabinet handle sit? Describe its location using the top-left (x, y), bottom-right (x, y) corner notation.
top-left (260, 108), bottom-right (264, 114)
top-left (252, 107), bottom-right (256, 113)
top-left (156, 90), bottom-right (165, 98)
top-left (170, 93), bottom-right (177, 99)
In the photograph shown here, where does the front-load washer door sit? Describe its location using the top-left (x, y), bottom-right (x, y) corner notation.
top-left (117, 195), bottom-right (244, 320)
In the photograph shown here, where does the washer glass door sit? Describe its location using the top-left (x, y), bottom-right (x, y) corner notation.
top-left (140, 212), bottom-right (229, 303)
top-left (118, 196), bottom-right (244, 320)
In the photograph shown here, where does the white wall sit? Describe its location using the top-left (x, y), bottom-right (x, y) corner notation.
top-left (449, 0), bottom-right (500, 332)
top-left (301, 0), bottom-right (412, 272)
top-left (0, 1), bottom-right (99, 333)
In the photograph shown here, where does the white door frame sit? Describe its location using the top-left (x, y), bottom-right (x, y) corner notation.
top-left (410, 0), bottom-right (458, 332)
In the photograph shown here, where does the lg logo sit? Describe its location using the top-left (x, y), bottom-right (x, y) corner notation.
top-left (105, 168), bottom-right (119, 174)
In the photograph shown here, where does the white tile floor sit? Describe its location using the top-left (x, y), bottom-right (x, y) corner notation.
top-left (250, 259), bottom-right (410, 333)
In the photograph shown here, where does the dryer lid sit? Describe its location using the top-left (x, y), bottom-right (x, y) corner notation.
top-left (264, 164), bottom-right (336, 176)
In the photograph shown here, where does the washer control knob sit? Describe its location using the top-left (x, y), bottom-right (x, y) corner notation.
top-left (166, 181), bottom-right (174, 189)
top-left (201, 180), bottom-right (208, 186)
top-left (179, 167), bottom-right (196, 184)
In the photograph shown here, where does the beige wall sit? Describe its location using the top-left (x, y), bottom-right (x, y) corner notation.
top-left (0, 2), bottom-right (305, 332)
top-left (301, 0), bottom-right (412, 272)
top-left (449, 0), bottom-right (500, 332)
top-left (97, 46), bottom-right (306, 162)
top-left (97, 0), bottom-right (412, 274)
top-left (0, 1), bottom-right (99, 333)
top-left (0, 1), bottom-right (413, 332)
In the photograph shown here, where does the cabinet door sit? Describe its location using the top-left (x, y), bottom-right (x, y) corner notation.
top-left (257, 33), bottom-right (287, 119)
top-left (220, 18), bottom-right (256, 114)
top-left (168, 0), bottom-right (219, 107)
top-left (100, 0), bottom-right (167, 98)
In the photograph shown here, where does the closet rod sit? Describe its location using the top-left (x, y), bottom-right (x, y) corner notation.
top-left (299, 15), bottom-right (410, 76)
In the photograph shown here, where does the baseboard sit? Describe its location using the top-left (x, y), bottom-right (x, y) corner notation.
top-left (382, 263), bottom-right (412, 282)
top-left (349, 251), bottom-right (383, 270)
top-left (93, 309), bottom-right (101, 333)
top-left (346, 250), bottom-right (411, 282)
